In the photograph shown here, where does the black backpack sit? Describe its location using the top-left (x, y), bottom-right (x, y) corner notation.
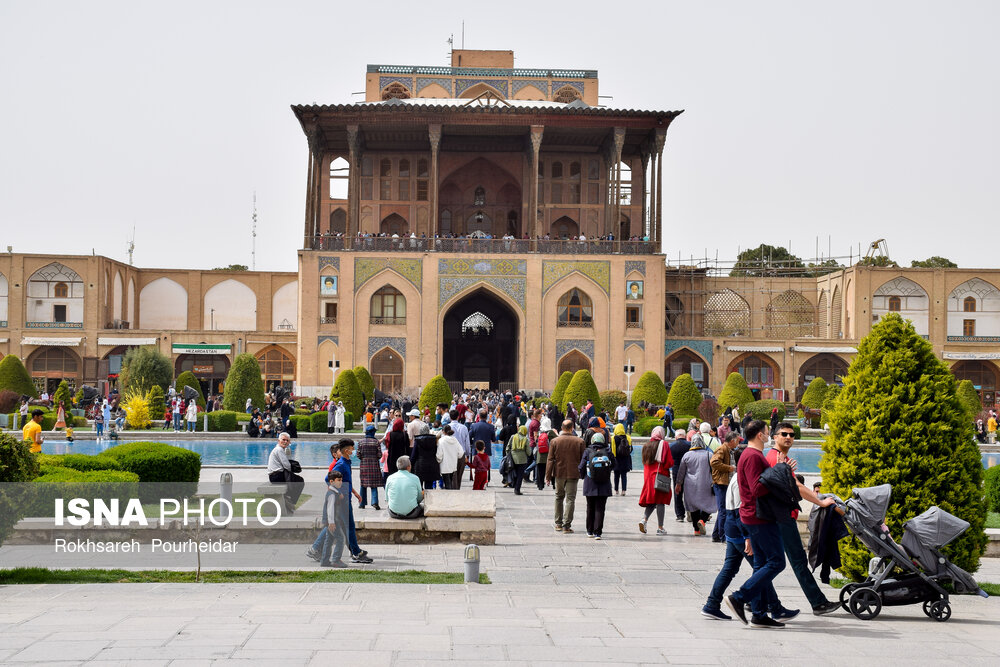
top-left (587, 445), bottom-right (613, 484)
top-left (615, 434), bottom-right (632, 459)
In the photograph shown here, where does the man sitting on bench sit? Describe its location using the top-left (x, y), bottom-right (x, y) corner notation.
top-left (385, 455), bottom-right (424, 519)
top-left (267, 432), bottom-right (303, 513)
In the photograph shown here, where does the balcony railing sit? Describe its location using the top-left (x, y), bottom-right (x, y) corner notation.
top-left (309, 236), bottom-right (659, 255)
top-left (625, 321), bottom-right (643, 329)
top-left (26, 321), bottom-right (83, 329)
top-left (320, 317), bottom-right (338, 325)
top-left (557, 320), bottom-right (593, 328)
top-left (370, 316), bottom-right (406, 326)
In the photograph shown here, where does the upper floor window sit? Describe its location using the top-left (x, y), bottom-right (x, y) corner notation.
top-left (398, 159), bottom-right (410, 177)
top-left (887, 296), bottom-right (901, 312)
top-left (380, 159), bottom-right (392, 178)
top-left (370, 286), bottom-right (406, 325)
top-left (474, 186), bottom-right (486, 206)
top-left (54, 282), bottom-right (69, 298)
top-left (964, 296), bottom-right (977, 312)
top-left (557, 288), bottom-right (593, 326)
top-left (329, 157), bottom-right (349, 200)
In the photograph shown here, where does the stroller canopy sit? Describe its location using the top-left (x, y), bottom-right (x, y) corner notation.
top-left (850, 484), bottom-right (892, 526)
top-left (903, 506), bottom-right (970, 550)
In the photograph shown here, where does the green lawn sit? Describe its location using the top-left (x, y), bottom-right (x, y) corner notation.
top-left (986, 512), bottom-right (1000, 530)
top-left (0, 568), bottom-right (490, 585)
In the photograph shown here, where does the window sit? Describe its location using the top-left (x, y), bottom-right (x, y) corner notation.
top-left (626, 305), bottom-right (642, 328)
top-left (568, 184), bottom-right (580, 204)
top-left (690, 363), bottom-right (704, 383)
top-left (557, 288), bottom-right (593, 326)
top-left (54, 282), bottom-right (69, 298)
top-left (964, 319), bottom-right (976, 337)
top-left (380, 159), bottom-right (392, 178)
top-left (371, 348), bottom-right (403, 393)
top-left (322, 302), bottom-right (338, 324)
top-left (587, 183), bottom-right (599, 205)
top-left (551, 183), bottom-right (563, 204)
top-left (474, 186), bottom-right (486, 206)
top-left (255, 347), bottom-right (295, 391)
top-left (888, 296), bottom-right (901, 312)
top-left (417, 159), bottom-right (428, 178)
top-left (398, 159), bottom-right (410, 177)
top-left (416, 158), bottom-right (428, 201)
top-left (551, 162), bottom-right (563, 179)
top-left (371, 286), bottom-right (406, 324)
top-left (381, 83), bottom-right (410, 100)
top-left (329, 157), bottom-right (349, 199)
top-left (416, 180), bottom-right (428, 201)
top-left (380, 179), bottom-right (392, 200)
top-left (361, 179), bottom-right (373, 200)
top-left (569, 161), bottom-right (581, 181)
top-left (361, 157), bottom-right (373, 177)
top-left (398, 180), bottom-right (410, 200)
top-left (440, 210), bottom-right (452, 235)
top-left (53, 304), bottom-right (67, 322)
top-left (587, 159), bottom-right (600, 180)
top-left (964, 296), bottom-right (977, 312)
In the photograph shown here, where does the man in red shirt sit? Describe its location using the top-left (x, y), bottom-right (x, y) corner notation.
top-left (766, 422), bottom-right (839, 616)
top-left (725, 419), bottom-right (788, 628)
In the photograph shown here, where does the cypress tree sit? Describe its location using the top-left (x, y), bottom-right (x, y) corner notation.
top-left (418, 374), bottom-right (452, 412)
top-left (52, 380), bottom-right (71, 412)
top-left (717, 372), bottom-right (754, 412)
top-left (563, 370), bottom-right (602, 413)
top-left (174, 371), bottom-right (206, 408)
top-left (955, 379), bottom-right (981, 417)
top-left (666, 373), bottom-right (701, 416)
top-left (330, 369), bottom-right (364, 418)
top-left (222, 354), bottom-right (266, 413)
top-left (819, 314), bottom-right (986, 580)
top-left (353, 366), bottom-right (376, 402)
top-left (630, 371), bottom-right (669, 411)
top-left (800, 376), bottom-right (828, 409)
top-left (550, 371), bottom-right (573, 409)
top-left (0, 355), bottom-right (37, 398)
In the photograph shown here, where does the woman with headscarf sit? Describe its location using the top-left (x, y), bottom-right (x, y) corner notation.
top-left (578, 432), bottom-right (613, 539)
top-left (612, 423), bottom-right (633, 496)
top-left (498, 415), bottom-right (519, 486)
top-left (385, 418), bottom-right (410, 476)
top-left (638, 426), bottom-right (674, 535)
top-left (675, 428), bottom-right (716, 535)
top-left (507, 424), bottom-right (531, 495)
top-left (356, 423), bottom-right (384, 510)
top-left (410, 421), bottom-right (442, 490)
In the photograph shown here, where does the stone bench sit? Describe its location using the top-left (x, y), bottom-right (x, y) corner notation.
top-left (355, 489), bottom-right (496, 544)
top-left (256, 483), bottom-right (288, 506)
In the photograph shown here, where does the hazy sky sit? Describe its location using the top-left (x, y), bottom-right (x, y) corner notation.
top-left (1, 1), bottom-right (997, 272)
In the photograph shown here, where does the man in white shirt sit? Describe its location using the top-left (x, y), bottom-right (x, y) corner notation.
top-left (615, 402), bottom-right (628, 424)
top-left (267, 432), bottom-right (303, 513)
top-left (437, 425), bottom-right (464, 489)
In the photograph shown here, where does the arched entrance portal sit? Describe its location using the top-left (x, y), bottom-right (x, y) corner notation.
top-left (951, 360), bottom-right (999, 409)
top-left (442, 289), bottom-right (518, 389)
top-left (174, 354), bottom-right (231, 395)
top-left (797, 353), bottom-right (849, 398)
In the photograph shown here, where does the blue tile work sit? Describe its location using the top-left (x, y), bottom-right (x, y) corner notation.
top-left (439, 277), bottom-right (526, 312)
top-left (664, 339), bottom-right (714, 365)
top-left (624, 260), bottom-right (646, 277)
top-left (317, 335), bottom-right (339, 345)
top-left (552, 80), bottom-right (585, 94)
top-left (438, 258), bottom-right (527, 311)
top-left (556, 339), bottom-right (595, 363)
top-left (415, 77), bottom-right (453, 95)
top-left (512, 79), bottom-right (548, 96)
top-left (379, 76), bottom-right (415, 91)
top-left (438, 258), bottom-right (527, 276)
top-left (318, 256), bottom-right (340, 271)
top-left (624, 340), bottom-right (645, 351)
top-left (947, 336), bottom-right (1000, 343)
top-left (542, 260), bottom-right (611, 296)
top-left (369, 336), bottom-right (406, 360)
top-left (455, 78), bottom-right (509, 96)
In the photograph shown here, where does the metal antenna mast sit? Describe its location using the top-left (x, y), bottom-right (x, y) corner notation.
top-left (126, 225), bottom-right (135, 265)
top-left (251, 192), bottom-right (258, 271)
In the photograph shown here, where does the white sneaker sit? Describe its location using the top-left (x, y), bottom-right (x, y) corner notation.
top-left (638, 520), bottom-right (647, 534)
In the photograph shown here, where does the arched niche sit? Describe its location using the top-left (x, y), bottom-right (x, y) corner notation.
top-left (272, 281), bottom-right (298, 331)
top-left (140, 277), bottom-right (188, 330)
top-left (203, 279), bottom-right (257, 331)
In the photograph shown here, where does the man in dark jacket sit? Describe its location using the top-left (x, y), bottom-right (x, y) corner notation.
top-left (669, 434), bottom-right (691, 521)
top-left (468, 409), bottom-right (496, 457)
top-left (547, 420), bottom-right (586, 533)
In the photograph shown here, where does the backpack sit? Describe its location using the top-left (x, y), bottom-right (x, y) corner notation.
top-left (614, 434), bottom-right (631, 458)
top-left (536, 432), bottom-right (549, 454)
top-left (587, 446), bottom-right (613, 484)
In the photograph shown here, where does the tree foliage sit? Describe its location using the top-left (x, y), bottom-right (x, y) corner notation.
top-left (856, 255), bottom-right (899, 267)
top-left (730, 244), bottom-right (804, 277)
top-left (985, 466), bottom-right (1000, 514)
top-left (630, 371), bottom-right (668, 411)
top-left (698, 397), bottom-right (721, 426)
top-left (911, 256), bottom-right (957, 268)
top-left (820, 384), bottom-right (841, 427)
top-left (600, 390), bottom-right (627, 414)
top-left (563, 370), bottom-right (602, 414)
top-left (329, 369), bottom-right (364, 418)
top-left (0, 355), bottom-right (37, 399)
top-left (174, 371), bottom-right (206, 408)
top-left (806, 259), bottom-right (845, 277)
top-left (550, 371), bottom-right (574, 410)
top-left (417, 374), bottom-right (452, 412)
top-left (120, 346), bottom-right (173, 396)
top-left (0, 432), bottom-right (41, 547)
top-left (718, 372), bottom-right (754, 412)
top-left (955, 379), bottom-right (981, 417)
top-left (222, 354), bottom-right (266, 413)
top-left (122, 391), bottom-right (152, 429)
top-left (819, 314), bottom-right (986, 580)
top-left (353, 366), bottom-right (376, 402)
top-left (666, 373), bottom-right (702, 416)
top-left (211, 264), bottom-right (249, 271)
top-left (52, 380), bottom-right (71, 412)
top-left (146, 385), bottom-right (165, 418)
top-left (800, 377), bottom-right (829, 409)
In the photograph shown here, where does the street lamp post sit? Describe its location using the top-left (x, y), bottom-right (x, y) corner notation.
top-left (623, 359), bottom-right (636, 403)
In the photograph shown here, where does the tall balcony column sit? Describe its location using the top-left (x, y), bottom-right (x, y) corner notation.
top-left (653, 128), bottom-right (667, 248)
top-left (611, 127), bottom-right (625, 240)
top-left (346, 124), bottom-right (361, 244)
top-left (429, 124), bottom-right (441, 239)
top-left (528, 125), bottom-right (544, 239)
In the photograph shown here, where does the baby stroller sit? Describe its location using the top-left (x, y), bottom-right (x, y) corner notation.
top-left (835, 484), bottom-right (987, 622)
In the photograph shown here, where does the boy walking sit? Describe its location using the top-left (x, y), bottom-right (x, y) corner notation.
top-left (320, 471), bottom-right (349, 568)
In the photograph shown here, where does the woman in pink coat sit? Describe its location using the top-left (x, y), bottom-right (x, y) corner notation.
top-left (638, 426), bottom-right (673, 535)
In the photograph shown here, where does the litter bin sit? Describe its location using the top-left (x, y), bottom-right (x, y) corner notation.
top-left (464, 544), bottom-right (480, 584)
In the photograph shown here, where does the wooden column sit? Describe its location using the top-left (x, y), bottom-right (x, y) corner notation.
top-left (428, 124), bottom-right (441, 239)
top-left (528, 125), bottom-right (544, 238)
top-left (346, 125), bottom-right (360, 245)
top-left (302, 147), bottom-right (315, 248)
top-left (611, 127), bottom-right (625, 240)
top-left (646, 136), bottom-right (657, 241)
top-left (653, 128), bottom-right (667, 248)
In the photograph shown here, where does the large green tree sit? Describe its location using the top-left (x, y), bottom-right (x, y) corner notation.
top-left (956, 379), bottom-right (981, 417)
top-left (353, 366), bottom-right (376, 402)
top-left (174, 371), bottom-right (206, 408)
top-left (120, 346), bottom-right (173, 395)
top-left (222, 354), bottom-right (266, 413)
top-left (0, 355), bottom-right (38, 398)
top-left (550, 371), bottom-right (573, 409)
top-left (331, 368), bottom-right (365, 418)
top-left (911, 256), bottom-right (957, 268)
top-left (563, 370), bottom-right (602, 414)
top-left (730, 244), bottom-right (804, 277)
top-left (717, 372), bottom-right (754, 412)
top-left (0, 432), bottom-right (40, 547)
top-left (666, 373), bottom-right (702, 416)
top-left (417, 374), bottom-right (451, 413)
top-left (630, 371), bottom-right (668, 411)
top-left (819, 314), bottom-right (986, 579)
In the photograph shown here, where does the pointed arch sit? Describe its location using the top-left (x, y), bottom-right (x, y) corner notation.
top-left (553, 85), bottom-right (582, 103)
top-left (512, 83), bottom-right (546, 100)
top-left (557, 349), bottom-right (591, 376)
top-left (140, 277), bottom-right (188, 330)
top-left (329, 208), bottom-right (347, 234)
top-left (459, 82), bottom-right (505, 99)
top-left (550, 216), bottom-right (579, 240)
top-left (765, 290), bottom-right (814, 338)
top-left (371, 346), bottom-right (404, 393)
top-left (728, 352), bottom-right (780, 391)
top-left (557, 288), bottom-right (594, 327)
top-left (0, 271), bottom-right (8, 325)
top-left (113, 271), bottom-right (124, 321)
top-left (665, 347), bottom-right (710, 385)
top-left (797, 353), bottom-right (850, 397)
top-left (380, 213), bottom-right (408, 236)
top-left (817, 290), bottom-right (828, 337)
top-left (947, 278), bottom-right (1000, 338)
top-left (381, 82), bottom-right (410, 100)
top-left (127, 277), bottom-right (135, 324)
top-left (704, 289), bottom-right (751, 337)
top-left (255, 345), bottom-right (296, 392)
top-left (831, 286), bottom-right (843, 338)
top-left (204, 279), bottom-right (257, 330)
top-left (272, 280), bottom-right (298, 331)
top-left (873, 277), bottom-right (929, 335)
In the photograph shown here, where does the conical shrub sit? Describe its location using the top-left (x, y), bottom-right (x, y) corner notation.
top-left (717, 372), bottom-right (753, 412)
top-left (222, 354), bottom-right (266, 413)
top-left (666, 373), bottom-right (701, 416)
top-left (550, 371), bottom-right (573, 409)
top-left (418, 374), bottom-right (452, 412)
top-left (0, 355), bottom-right (37, 398)
top-left (563, 370), bottom-right (601, 413)
top-left (630, 371), bottom-right (668, 411)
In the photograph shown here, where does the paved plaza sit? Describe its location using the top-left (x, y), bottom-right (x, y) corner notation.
top-left (0, 472), bottom-right (998, 666)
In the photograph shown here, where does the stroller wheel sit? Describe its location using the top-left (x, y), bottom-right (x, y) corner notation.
top-left (922, 600), bottom-right (935, 617)
top-left (928, 600), bottom-right (951, 622)
top-left (839, 583), bottom-right (861, 612)
top-left (848, 587), bottom-right (883, 620)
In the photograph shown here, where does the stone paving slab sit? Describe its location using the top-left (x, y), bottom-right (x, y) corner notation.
top-left (0, 481), bottom-right (998, 664)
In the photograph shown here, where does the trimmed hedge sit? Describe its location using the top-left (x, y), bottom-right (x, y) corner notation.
top-left (550, 371), bottom-right (574, 410)
top-left (28, 468), bottom-right (141, 518)
top-left (331, 369), bottom-right (365, 418)
top-left (957, 380), bottom-right (981, 417)
top-left (563, 369), bottom-right (602, 413)
top-left (631, 371), bottom-right (668, 412)
top-left (353, 366), bottom-right (375, 402)
top-left (633, 416), bottom-right (661, 437)
top-left (222, 354), bottom-right (266, 413)
top-left (744, 399), bottom-right (787, 421)
top-left (288, 414), bottom-right (312, 434)
top-left (666, 374), bottom-right (701, 416)
top-left (174, 371), bottom-right (206, 408)
top-left (45, 442), bottom-right (201, 484)
top-left (418, 375), bottom-right (452, 412)
top-left (718, 372), bottom-right (754, 412)
top-left (0, 355), bottom-right (38, 398)
top-left (801, 377), bottom-right (828, 409)
top-left (600, 390), bottom-right (628, 413)
top-left (985, 465), bottom-right (1000, 514)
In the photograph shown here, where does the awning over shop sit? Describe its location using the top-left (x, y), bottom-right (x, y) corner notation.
top-left (172, 343), bottom-right (232, 355)
top-left (98, 337), bottom-right (158, 346)
top-left (21, 337), bottom-right (83, 346)
top-left (0, 338), bottom-right (8, 344)
top-left (726, 345), bottom-right (784, 353)
top-left (943, 351), bottom-right (1000, 360)
top-left (791, 345), bottom-right (858, 354)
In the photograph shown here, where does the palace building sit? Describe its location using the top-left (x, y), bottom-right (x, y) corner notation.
top-left (1, 50), bottom-right (998, 409)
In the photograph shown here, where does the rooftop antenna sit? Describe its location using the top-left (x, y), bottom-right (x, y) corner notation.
top-left (462, 20), bottom-right (465, 49)
top-left (447, 34), bottom-right (453, 63)
top-left (126, 225), bottom-right (135, 265)
top-left (251, 191), bottom-right (258, 271)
